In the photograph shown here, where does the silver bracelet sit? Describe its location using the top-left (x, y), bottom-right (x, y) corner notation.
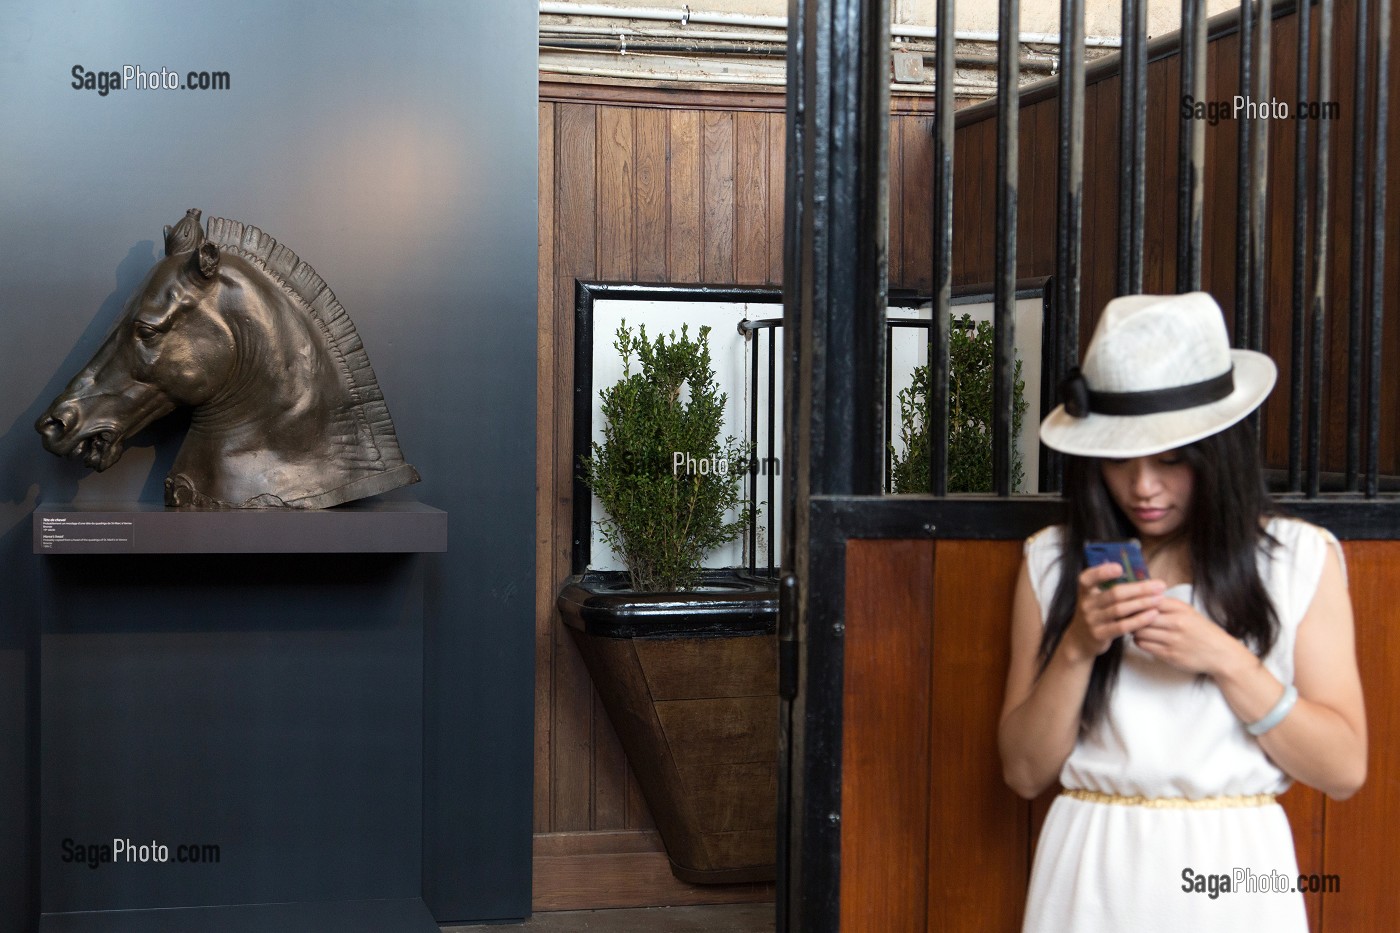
top-left (1246, 684), bottom-right (1298, 736)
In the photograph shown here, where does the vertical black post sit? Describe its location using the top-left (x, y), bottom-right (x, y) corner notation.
top-left (750, 319), bottom-right (761, 572)
top-left (1236, 0), bottom-right (1255, 344)
top-left (776, 1), bottom-right (806, 927)
top-left (1249, 0), bottom-right (1272, 355)
top-left (1346, 0), bottom-right (1372, 490)
top-left (994, 0), bottom-right (1020, 497)
top-left (885, 326), bottom-right (895, 491)
top-left (1288, 0), bottom-right (1313, 492)
top-left (930, 0), bottom-right (956, 497)
top-left (1118, 0), bottom-right (1147, 295)
top-left (1054, 0), bottom-right (1086, 495)
top-left (1177, 0), bottom-right (1207, 293)
top-left (768, 329), bottom-right (778, 570)
top-left (1308, 0), bottom-right (1336, 498)
top-left (780, 0), bottom-right (889, 926)
top-left (1367, 0), bottom-right (1390, 498)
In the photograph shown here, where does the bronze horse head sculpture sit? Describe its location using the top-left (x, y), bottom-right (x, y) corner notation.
top-left (37, 209), bottom-right (419, 508)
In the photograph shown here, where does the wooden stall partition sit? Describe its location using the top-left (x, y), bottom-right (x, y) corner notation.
top-left (925, 540), bottom-right (1031, 933)
top-left (1320, 541), bottom-right (1400, 930)
top-left (841, 539), bottom-right (937, 933)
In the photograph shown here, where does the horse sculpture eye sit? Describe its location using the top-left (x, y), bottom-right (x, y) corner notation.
top-left (134, 322), bottom-right (160, 341)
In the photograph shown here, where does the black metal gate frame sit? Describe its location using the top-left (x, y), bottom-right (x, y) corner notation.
top-left (779, 0), bottom-right (1394, 930)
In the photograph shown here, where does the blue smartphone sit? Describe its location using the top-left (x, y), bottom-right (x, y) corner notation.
top-left (1084, 539), bottom-right (1150, 589)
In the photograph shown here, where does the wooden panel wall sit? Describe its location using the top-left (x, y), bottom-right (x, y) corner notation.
top-left (952, 0), bottom-right (1400, 477)
top-left (537, 85), bottom-right (778, 911)
top-left (536, 82), bottom-right (945, 908)
top-left (840, 536), bottom-right (1400, 932)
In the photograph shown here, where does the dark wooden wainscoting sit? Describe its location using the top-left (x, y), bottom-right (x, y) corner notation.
top-left (839, 536), bottom-right (1400, 932)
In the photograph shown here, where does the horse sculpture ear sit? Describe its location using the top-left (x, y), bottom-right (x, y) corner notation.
top-left (196, 242), bottom-right (220, 280)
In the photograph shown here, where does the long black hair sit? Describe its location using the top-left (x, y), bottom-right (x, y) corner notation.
top-left (1037, 419), bottom-right (1280, 728)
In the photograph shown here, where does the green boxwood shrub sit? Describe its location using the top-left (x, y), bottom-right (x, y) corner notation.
top-left (889, 314), bottom-right (1028, 494)
top-left (582, 321), bottom-right (750, 591)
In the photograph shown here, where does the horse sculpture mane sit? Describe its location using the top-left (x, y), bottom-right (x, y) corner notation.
top-left (36, 208), bottom-right (420, 510)
top-left (201, 215), bottom-right (408, 474)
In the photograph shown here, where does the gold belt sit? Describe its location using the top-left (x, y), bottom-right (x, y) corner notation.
top-left (1061, 788), bottom-right (1277, 809)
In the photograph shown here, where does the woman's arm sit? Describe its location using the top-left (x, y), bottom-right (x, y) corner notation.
top-left (998, 557), bottom-right (1166, 799)
top-left (1216, 546), bottom-right (1367, 799)
top-left (1135, 546), bottom-right (1367, 799)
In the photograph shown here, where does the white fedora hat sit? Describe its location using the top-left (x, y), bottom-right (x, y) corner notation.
top-left (1039, 292), bottom-right (1277, 458)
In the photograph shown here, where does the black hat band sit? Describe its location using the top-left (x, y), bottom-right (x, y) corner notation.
top-left (1060, 366), bottom-right (1236, 418)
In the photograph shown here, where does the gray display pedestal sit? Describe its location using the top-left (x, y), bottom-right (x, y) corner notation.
top-left (34, 504), bottom-right (445, 933)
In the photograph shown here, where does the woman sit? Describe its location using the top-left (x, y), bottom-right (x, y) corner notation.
top-left (998, 293), bottom-right (1366, 932)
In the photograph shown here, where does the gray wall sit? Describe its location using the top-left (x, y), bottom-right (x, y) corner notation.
top-left (0, 1), bottom-right (537, 925)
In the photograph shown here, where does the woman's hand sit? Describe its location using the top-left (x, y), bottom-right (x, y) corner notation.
top-left (1061, 563), bottom-right (1167, 663)
top-left (1131, 597), bottom-right (1254, 675)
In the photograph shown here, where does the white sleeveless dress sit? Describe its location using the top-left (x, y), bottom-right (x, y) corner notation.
top-left (1021, 517), bottom-right (1341, 933)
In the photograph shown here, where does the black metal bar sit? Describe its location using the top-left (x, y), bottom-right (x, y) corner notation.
top-left (1249, 0), bottom-right (1272, 355)
top-left (1117, 0), bottom-right (1147, 295)
top-left (809, 492), bottom-right (1400, 543)
top-left (1288, 0), bottom-right (1312, 492)
top-left (1176, 0), bottom-right (1209, 291)
top-left (885, 324), bottom-right (895, 492)
top-left (780, 0), bottom-right (890, 924)
top-left (1308, 0), bottom-right (1336, 498)
top-left (1346, 0), bottom-right (1372, 490)
top-left (750, 317), bottom-right (760, 573)
top-left (1177, 0), bottom-right (1207, 293)
top-left (930, 0), bottom-right (956, 498)
top-left (1054, 0), bottom-right (1086, 495)
top-left (1367, 0), bottom-right (1390, 499)
top-left (1236, 0), bottom-right (1255, 344)
top-left (571, 281), bottom-right (599, 574)
top-left (776, 0), bottom-right (805, 919)
top-left (768, 329), bottom-right (777, 571)
top-left (994, 0), bottom-right (1019, 498)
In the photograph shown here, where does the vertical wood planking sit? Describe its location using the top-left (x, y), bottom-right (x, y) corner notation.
top-left (840, 539), bottom-right (935, 933)
top-left (1029, 98), bottom-right (1059, 280)
top-left (701, 111), bottom-right (737, 283)
top-left (552, 102), bottom-right (600, 833)
top-left (588, 105), bottom-right (636, 831)
top-left (1263, 12), bottom-right (1300, 468)
top-left (1143, 52), bottom-right (1176, 294)
top-left (535, 101), bottom-right (558, 833)
top-left (597, 107), bottom-right (637, 282)
top-left (592, 691), bottom-right (631, 828)
top-left (902, 116), bottom-right (935, 292)
top-left (1207, 31), bottom-right (1239, 323)
top-left (635, 108), bottom-right (670, 282)
top-left (735, 111), bottom-right (771, 285)
top-left (768, 111), bottom-right (786, 286)
top-left (1090, 76), bottom-right (1120, 314)
top-left (669, 110), bottom-right (703, 282)
top-left (887, 115), bottom-right (906, 287)
top-left (1321, 540), bottom-right (1400, 930)
top-left (927, 539), bottom-right (1028, 933)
